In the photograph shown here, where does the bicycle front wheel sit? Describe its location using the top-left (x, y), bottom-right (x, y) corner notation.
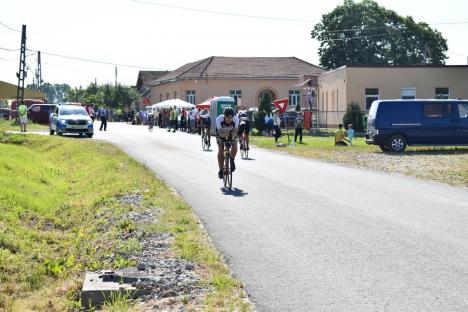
top-left (223, 154), bottom-right (232, 189)
top-left (202, 135), bottom-right (207, 150)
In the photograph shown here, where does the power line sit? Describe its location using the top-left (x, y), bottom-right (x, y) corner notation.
top-left (0, 46), bottom-right (19, 52)
top-left (447, 51), bottom-right (467, 57)
top-left (129, 0), bottom-right (315, 23)
top-left (0, 21), bottom-right (20, 32)
top-left (26, 48), bottom-right (166, 70)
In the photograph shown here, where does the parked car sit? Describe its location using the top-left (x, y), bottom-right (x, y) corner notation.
top-left (49, 104), bottom-right (94, 137)
top-left (28, 104), bottom-right (57, 124)
top-left (366, 99), bottom-right (468, 152)
top-left (0, 108), bottom-right (12, 120)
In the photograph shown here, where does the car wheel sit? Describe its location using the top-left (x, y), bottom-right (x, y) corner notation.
top-left (86, 133), bottom-right (93, 138)
top-left (388, 135), bottom-right (407, 152)
top-left (49, 128), bottom-right (55, 135)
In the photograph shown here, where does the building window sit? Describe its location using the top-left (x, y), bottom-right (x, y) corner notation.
top-left (435, 87), bottom-right (449, 99)
top-left (166, 93), bottom-right (169, 100)
top-left (401, 87), bottom-right (416, 100)
top-left (365, 88), bottom-right (379, 110)
top-left (424, 103), bottom-right (453, 118)
top-left (185, 90), bottom-right (195, 104)
top-left (229, 90), bottom-right (242, 105)
top-left (174, 91), bottom-right (177, 99)
top-left (159, 94), bottom-right (162, 102)
top-left (289, 90), bottom-right (300, 107)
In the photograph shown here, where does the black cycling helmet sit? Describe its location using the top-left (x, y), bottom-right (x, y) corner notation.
top-left (239, 112), bottom-right (248, 118)
top-left (223, 107), bottom-right (235, 117)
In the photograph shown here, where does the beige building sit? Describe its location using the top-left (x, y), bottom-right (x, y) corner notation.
top-left (0, 80), bottom-right (45, 101)
top-left (149, 56), bottom-right (324, 110)
top-left (318, 65), bottom-right (468, 127)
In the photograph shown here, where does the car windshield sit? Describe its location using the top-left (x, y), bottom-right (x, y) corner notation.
top-left (60, 107), bottom-right (88, 116)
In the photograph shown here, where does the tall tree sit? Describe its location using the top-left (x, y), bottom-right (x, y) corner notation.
top-left (311, 0), bottom-right (448, 69)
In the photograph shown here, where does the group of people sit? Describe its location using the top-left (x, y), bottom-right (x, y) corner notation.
top-left (335, 123), bottom-right (355, 146)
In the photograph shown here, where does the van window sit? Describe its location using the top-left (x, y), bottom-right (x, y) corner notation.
top-left (459, 103), bottom-right (468, 118)
top-left (379, 102), bottom-right (420, 122)
top-left (423, 103), bottom-right (453, 118)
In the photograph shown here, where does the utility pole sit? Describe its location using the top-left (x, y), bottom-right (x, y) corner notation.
top-left (115, 66), bottom-right (117, 88)
top-left (16, 25), bottom-right (27, 110)
top-left (37, 51), bottom-right (42, 92)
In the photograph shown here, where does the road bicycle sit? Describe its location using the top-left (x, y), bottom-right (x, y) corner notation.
top-left (201, 126), bottom-right (211, 150)
top-left (239, 131), bottom-right (249, 159)
top-left (221, 138), bottom-right (233, 189)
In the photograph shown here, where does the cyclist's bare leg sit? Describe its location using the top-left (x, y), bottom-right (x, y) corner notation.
top-left (231, 142), bottom-right (237, 160)
top-left (217, 143), bottom-right (225, 171)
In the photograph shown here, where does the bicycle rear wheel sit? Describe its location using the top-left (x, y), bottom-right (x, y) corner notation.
top-left (202, 135), bottom-right (207, 150)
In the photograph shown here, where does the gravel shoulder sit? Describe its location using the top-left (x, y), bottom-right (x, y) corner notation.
top-left (250, 136), bottom-right (468, 188)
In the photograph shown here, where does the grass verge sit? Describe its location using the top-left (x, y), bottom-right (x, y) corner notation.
top-left (250, 135), bottom-right (468, 187)
top-left (0, 119), bottom-right (48, 132)
top-left (0, 132), bottom-right (252, 311)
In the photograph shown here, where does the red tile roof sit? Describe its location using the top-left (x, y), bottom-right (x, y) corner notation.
top-left (151, 57), bottom-right (324, 85)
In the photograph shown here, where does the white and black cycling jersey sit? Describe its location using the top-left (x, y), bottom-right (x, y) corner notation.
top-left (216, 115), bottom-right (239, 138)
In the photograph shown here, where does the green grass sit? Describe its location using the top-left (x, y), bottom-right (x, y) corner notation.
top-left (0, 119), bottom-right (48, 132)
top-left (250, 135), bottom-right (468, 187)
top-left (0, 132), bottom-right (252, 311)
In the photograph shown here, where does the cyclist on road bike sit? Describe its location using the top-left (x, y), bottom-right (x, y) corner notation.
top-left (201, 109), bottom-right (211, 146)
top-left (237, 111), bottom-right (251, 150)
top-left (216, 108), bottom-right (239, 179)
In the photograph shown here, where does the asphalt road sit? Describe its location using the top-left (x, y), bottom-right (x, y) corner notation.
top-left (95, 122), bottom-right (468, 312)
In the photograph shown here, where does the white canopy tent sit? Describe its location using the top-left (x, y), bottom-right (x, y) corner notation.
top-left (152, 99), bottom-right (195, 110)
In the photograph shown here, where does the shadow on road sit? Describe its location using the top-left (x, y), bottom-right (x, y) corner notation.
top-left (221, 187), bottom-right (248, 197)
top-left (241, 157), bottom-right (255, 160)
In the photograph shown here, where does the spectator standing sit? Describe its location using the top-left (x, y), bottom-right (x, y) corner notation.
top-left (265, 112), bottom-right (274, 136)
top-left (99, 107), bottom-right (108, 131)
top-left (294, 112), bottom-right (304, 144)
top-left (273, 110), bottom-right (282, 144)
top-left (18, 101), bottom-right (28, 132)
top-left (88, 105), bottom-right (96, 122)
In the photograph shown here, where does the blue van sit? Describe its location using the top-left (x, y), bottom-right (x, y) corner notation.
top-left (366, 99), bottom-right (468, 152)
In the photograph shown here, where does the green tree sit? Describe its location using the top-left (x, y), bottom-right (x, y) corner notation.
top-left (343, 102), bottom-right (365, 132)
top-left (311, 0), bottom-right (448, 69)
top-left (255, 91), bottom-right (275, 132)
top-left (54, 84), bottom-right (71, 102)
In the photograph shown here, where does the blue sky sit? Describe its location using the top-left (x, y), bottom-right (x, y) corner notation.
top-left (1, 0), bottom-right (467, 88)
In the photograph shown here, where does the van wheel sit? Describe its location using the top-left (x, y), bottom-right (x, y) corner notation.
top-left (388, 135), bottom-right (407, 152)
top-left (379, 144), bottom-right (390, 153)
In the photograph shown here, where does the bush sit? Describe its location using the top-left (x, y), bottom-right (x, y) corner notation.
top-left (343, 102), bottom-right (365, 132)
